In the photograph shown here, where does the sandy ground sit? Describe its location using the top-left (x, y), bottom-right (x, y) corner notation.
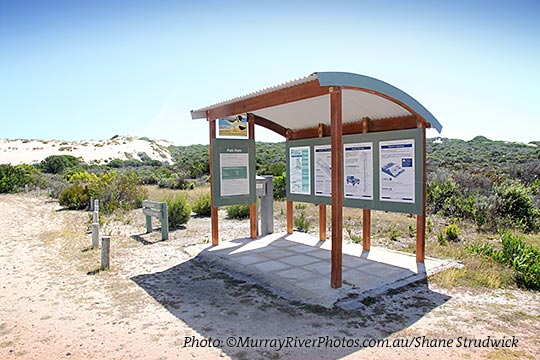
top-left (1, 193), bottom-right (539, 360)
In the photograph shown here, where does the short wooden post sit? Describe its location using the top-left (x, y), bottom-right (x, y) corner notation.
top-left (36, 187), bottom-right (40, 197)
top-left (161, 202), bottom-right (169, 240)
top-left (90, 197), bottom-right (94, 211)
top-left (94, 199), bottom-right (99, 212)
top-left (91, 222), bottom-right (99, 249)
top-left (100, 236), bottom-right (110, 270)
top-left (25, 184), bottom-right (28, 193)
top-left (146, 215), bottom-right (152, 233)
top-left (92, 211), bottom-right (98, 224)
top-left (286, 200), bottom-right (293, 234)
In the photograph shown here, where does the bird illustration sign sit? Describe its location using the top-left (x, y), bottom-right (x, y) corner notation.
top-left (218, 115), bottom-right (248, 138)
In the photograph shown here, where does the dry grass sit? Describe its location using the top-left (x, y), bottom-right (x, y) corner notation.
top-left (145, 185), bottom-right (209, 205)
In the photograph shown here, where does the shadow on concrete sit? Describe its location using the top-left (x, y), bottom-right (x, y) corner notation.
top-left (131, 237), bottom-right (452, 359)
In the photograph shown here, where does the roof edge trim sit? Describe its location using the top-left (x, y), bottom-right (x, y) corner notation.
top-left (315, 72), bottom-right (442, 133)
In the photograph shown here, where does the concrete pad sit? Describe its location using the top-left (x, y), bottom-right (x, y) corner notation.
top-left (189, 232), bottom-right (458, 309)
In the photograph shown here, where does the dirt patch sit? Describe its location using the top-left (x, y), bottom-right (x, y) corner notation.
top-left (0, 193), bottom-right (538, 359)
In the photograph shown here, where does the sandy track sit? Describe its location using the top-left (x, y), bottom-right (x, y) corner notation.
top-left (0, 193), bottom-right (538, 359)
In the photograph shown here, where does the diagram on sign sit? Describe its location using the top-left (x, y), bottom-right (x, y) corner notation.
top-left (289, 146), bottom-right (311, 195)
top-left (314, 145), bottom-right (332, 197)
top-left (379, 139), bottom-right (415, 203)
top-left (344, 142), bottom-right (373, 199)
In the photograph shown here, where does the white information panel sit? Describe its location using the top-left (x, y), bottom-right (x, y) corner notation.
top-left (314, 145), bottom-right (332, 197)
top-left (289, 146), bottom-right (311, 195)
top-left (344, 142), bottom-right (373, 200)
top-left (220, 152), bottom-right (250, 197)
top-left (379, 139), bottom-right (415, 203)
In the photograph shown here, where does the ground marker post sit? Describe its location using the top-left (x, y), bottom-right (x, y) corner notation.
top-left (92, 222), bottom-right (99, 249)
top-left (101, 236), bottom-right (110, 270)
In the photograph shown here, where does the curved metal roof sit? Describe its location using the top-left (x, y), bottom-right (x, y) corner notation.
top-left (191, 72), bottom-right (442, 133)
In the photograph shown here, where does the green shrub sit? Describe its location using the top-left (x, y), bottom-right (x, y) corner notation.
top-left (496, 181), bottom-right (539, 232)
top-left (165, 195), bottom-right (191, 227)
top-left (443, 224), bottom-right (460, 241)
top-left (467, 232), bottom-right (540, 290)
top-left (227, 204), bottom-right (250, 219)
top-left (59, 184), bottom-right (90, 210)
top-left (100, 171), bottom-right (148, 214)
top-left (192, 192), bottom-right (212, 217)
top-left (294, 211), bottom-right (310, 232)
top-left (437, 231), bottom-right (447, 245)
top-left (272, 174), bottom-right (286, 200)
top-left (40, 155), bottom-right (80, 174)
top-left (0, 164), bottom-right (25, 193)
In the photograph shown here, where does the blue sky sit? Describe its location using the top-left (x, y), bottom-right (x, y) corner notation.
top-left (1, 0), bottom-right (539, 145)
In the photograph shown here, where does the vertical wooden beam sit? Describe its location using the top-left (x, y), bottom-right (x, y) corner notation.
top-left (248, 114), bottom-right (257, 239)
top-left (318, 123), bottom-right (327, 241)
top-left (286, 200), bottom-right (293, 234)
top-left (330, 87), bottom-right (343, 289)
top-left (208, 116), bottom-right (219, 246)
top-left (416, 121), bottom-right (426, 262)
top-left (285, 129), bottom-right (294, 235)
top-left (362, 117), bottom-right (371, 251)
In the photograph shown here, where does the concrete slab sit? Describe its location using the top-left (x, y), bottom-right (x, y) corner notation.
top-left (188, 232), bottom-right (458, 309)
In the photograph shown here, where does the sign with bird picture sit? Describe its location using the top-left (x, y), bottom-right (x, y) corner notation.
top-left (219, 115), bottom-right (248, 138)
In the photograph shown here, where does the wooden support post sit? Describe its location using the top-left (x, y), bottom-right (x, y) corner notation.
top-left (93, 211), bottom-right (99, 224)
top-left (362, 117), bottom-right (371, 251)
top-left (318, 123), bottom-right (327, 241)
top-left (286, 200), bottom-right (293, 234)
top-left (248, 114), bottom-right (257, 239)
top-left (209, 116), bottom-right (219, 246)
top-left (363, 209), bottom-right (371, 251)
top-left (100, 236), bottom-right (110, 270)
top-left (330, 87), bottom-right (343, 289)
top-left (416, 122), bottom-right (426, 262)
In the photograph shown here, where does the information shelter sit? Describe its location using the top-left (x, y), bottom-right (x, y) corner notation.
top-left (191, 72), bottom-right (442, 288)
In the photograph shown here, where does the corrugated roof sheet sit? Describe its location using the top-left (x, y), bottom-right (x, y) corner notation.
top-left (190, 72), bottom-right (442, 133)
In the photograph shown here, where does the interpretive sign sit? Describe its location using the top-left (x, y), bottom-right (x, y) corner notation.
top-left (289, 146), bottom-right (311, 195)
top-left (344, 142), bottom-right (373, 200)
top-left (379, 139), bottom-right (415, 203)
top-left (218, 115), bottom-right (248, 138)
top-left (286, 128), bottom-right (423, 213)
top-left (211, 138), bottom-right (256, 206)
top-left (314, 145), bottom-right (332, 197)
top-left (220, 151), bottom-right (249, 197)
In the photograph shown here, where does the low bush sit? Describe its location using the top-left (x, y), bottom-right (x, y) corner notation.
top-left (59, 183), bottom-right (90, 210)
top-left (294, 211), bottom-right (310, 232)
top-left (227, 204), bottom-right (250, 219)
top-left (192, 192), bottom-right (212, 217)
top-left (443, 224), bottom-right (460, 242)
top-left (467, 231), bottom-right (540, 290)
top-left (165, 195), bottom-right (191, 227)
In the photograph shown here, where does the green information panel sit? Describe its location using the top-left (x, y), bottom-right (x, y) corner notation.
top-left (286, 128), bottom-right (424, 214)
top-left (212, 138), bottom-right (256, 207)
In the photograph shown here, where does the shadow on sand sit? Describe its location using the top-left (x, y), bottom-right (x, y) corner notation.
top-left (131, 244), bottom-right (451, 359)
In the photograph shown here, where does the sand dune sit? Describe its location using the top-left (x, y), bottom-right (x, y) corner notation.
top-left (0, 135), bottom-right (174, 165)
